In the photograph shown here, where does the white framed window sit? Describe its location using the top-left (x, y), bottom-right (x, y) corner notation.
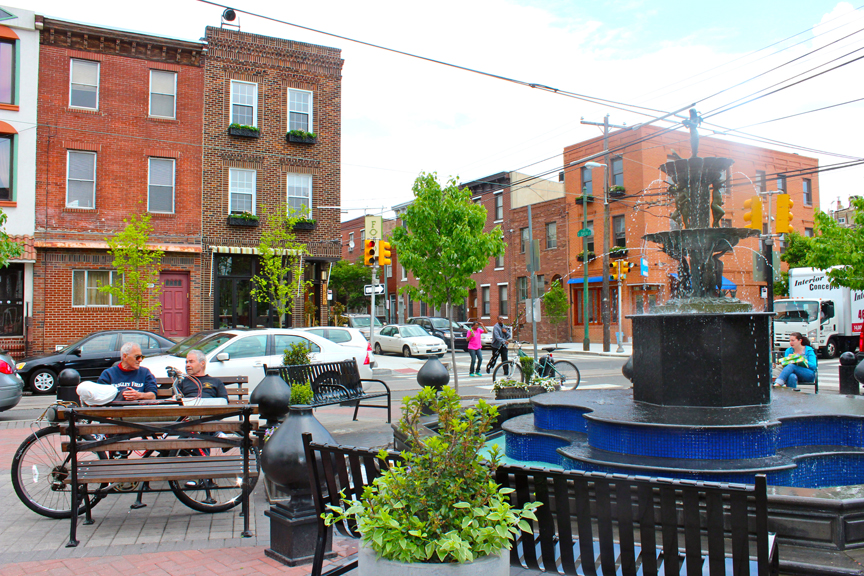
top-left (498, 283), bottom-right (508, 317)
top-left (149, 70), bottom-right (177, 118)
top-left (148, 158), bottom-right (175, 213)
top-left (230, 80), bottom-right (257, 127)
top-left (288, 89), bottom-right (313, 132)
top-left (401, 265), bottom-right (407, 281)
top-left (546, 222), bottom-right (557, 249)
top-left (494, 254), bottom-right (504, 268)
top-left (494, 192), bottom-right (503, 221)
top-left (72, 270), bottom-right (122, 307)
top-left (481, 285), bottom-right (490, 317)
top-left (348, 232), bottom-right (354, 252)
top-left (66, 151), bottom-right (96, 209)
top-left (803, 179), bottom-right (813, 206)
top-left (287, 173), bottom-right (312, 214)
top-left (229, 168), bottom-right (256, 214)
top-left (70, 59), bottom-right (99, 110)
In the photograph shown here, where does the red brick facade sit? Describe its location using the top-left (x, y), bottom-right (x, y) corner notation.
top-left (32, 18), bottom-right (204, 355)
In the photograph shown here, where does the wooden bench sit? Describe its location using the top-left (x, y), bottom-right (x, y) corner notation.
top-left (302, 434), bottom-right (779, 576)
top-left (58, 404), bottom-right (259, 548)
top-left (156, 375), bottom-right (250, 403)
top-left (271, 360), bottom-right (391, 423)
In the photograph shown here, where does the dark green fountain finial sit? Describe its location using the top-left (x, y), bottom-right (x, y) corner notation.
top-left (682, 108), bottom-right (703, 158)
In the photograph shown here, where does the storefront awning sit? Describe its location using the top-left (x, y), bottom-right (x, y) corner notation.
top-left (670, 272), bottom-right (736, 290)
top-left (568, 276), bottom-right (605, 285)
top-left (208, 246), bottom-right (301, 255)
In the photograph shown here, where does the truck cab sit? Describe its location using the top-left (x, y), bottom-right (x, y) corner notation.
top-left (773, 298), bottom-right (837, 357)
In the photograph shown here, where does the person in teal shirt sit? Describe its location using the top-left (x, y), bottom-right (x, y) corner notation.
top-left (773, 332), bottom-right (817, 390)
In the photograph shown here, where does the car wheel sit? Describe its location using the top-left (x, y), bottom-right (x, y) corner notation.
top-left (30, 369), bottom-right (58, 395)
top-left (825, 338), bottom-right (838, 358)
top-left (374, 342), bottom-right (383, 355)
top-left (402, 346), bottom-right (412, 358)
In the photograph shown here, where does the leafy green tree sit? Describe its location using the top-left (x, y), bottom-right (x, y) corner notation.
top-left (329, 256), bottom-right (373, 311)
top-left (251, 207), bottom-right (310, 328)
top-left (100, 211), bottom-right (164, 327)
top-left (807, 197), bottom-right (864, 289)
top-left (542, 279), bottom-right (569, 345)
top-left (392, 172), bottom-right (506, 393)
top-left (780, 231), bottom-right (815, 268)
top-left (0, 210), bottom-right (22, 268)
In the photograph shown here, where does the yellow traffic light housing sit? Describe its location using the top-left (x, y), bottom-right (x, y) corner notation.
top-left (363, 239), bottom-right (377, 266)
top-left (378, 241), bottom-right (392, 266)
top-left (609, 261), bottom-right (619, 281)
top-left (776, 194), bottom-right (794, 234)
top-left (743, 196), bottom-right (763, 230)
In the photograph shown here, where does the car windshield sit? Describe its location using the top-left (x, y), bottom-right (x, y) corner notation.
top-left (401, 326), bottom-right (429, 338)
top-left (774, 301), bottom-right (818, 322)
top-left (429, 318), bottom-right (458, 330)
top-left (351, 316), bottom-right (382, 328)
top-left (168, 333), bottom-right (236, 357)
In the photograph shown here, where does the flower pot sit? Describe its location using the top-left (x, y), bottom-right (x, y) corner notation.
top-left (358, 543), bottom-right (508, 576)
top-left (287, 134), bottom-right (317, 144)
top-left (292, 221), bottom-right (317, 231)
top-left (578, 195), bottom-right (594, 203)
top-left (494, 385), bottom-right (549, 400)
top-left (608, 187), bottom-right (626, 198)
top-left (228, 126), bottom-right (260, 138)
top-left (227, 216), bottom-right (259, 227)
top-left (610, 249), bottom-right (628, 259)
top-left (577, 253), bottom-right (595, 262)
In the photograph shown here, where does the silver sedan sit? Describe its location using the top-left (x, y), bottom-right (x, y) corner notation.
top-left (374, 325), bottom-right (446, 358)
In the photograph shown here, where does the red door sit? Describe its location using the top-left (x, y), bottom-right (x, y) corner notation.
top-left (160, 273), bottom-right (190, 337)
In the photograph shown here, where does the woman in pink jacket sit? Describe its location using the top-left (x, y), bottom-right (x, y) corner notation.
top-left (466, 322), bottom-right (484, 377)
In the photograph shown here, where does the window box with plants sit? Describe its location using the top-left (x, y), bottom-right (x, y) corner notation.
top-left (228, 123), bottom-right (261, 138)
top-left (578, 193), bottom-right (594, 204)
top-left (577, 251), bottom-right (596, 262)
top-left (610, 246), bottom-right (628, 258)
top-left (286, 129), bottom-right (317, 144)
top-left (292, 217), bottom-right (317, 231)
top-left (608, 185), bottom-right (626, 198)
top-left (227, 212), bottom-right (260, 227)
top-left (492, 375), bottom-right (560, 400)
top-left (324, 386), bottom-right (540, 576)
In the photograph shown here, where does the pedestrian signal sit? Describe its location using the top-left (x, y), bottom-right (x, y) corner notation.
top-left (378, 241), bottom-right (392, 266)
top-left (743, 196), bottom-right (762, 230)
top-left (364, 240), bottom-right (377, 266)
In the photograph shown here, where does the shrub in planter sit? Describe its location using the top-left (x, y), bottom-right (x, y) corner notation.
top-left (324, 386), bottom-right (540, 564)
top-left (292, 217), bottom-right (317, 231)
top-left (610, 246), bottom-right (628, 258)
top-left (289, 381), bottom-right (314, 405)
top-left (228, 123), bottom-right (260, 137)
top-left (283, 341), bottom-right (312, 366)
top-left (608, 185), bottom-right (626, 197)
top-left (518, 356), bottom-right (534, 382)
top-left (493, 376), bottom-right (560, 400)
top-left (227, 211), bottom-right (260, 226)
top-left (287, 129), bottom-right (317, 143)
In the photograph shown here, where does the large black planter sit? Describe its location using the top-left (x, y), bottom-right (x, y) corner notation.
top-left (417, 356), bottom-right (449, 391)
top-left (250, 367), bottom-right (292, 425)
top-left (292, 221), bottom-right (317, 231)
top-left (287, 134), bottom-right (317, 144)
top-left (228, 126), bottom-right (260, 138)
top-left (227, 216), bottom-right (259, 227)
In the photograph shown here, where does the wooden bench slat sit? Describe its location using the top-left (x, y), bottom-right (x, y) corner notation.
top-left (64, 438), bottom-right (257, 452)
top-left (59, 422), bottom-right (255, 435)
top-left (61, 405), bottom-right (257, 418)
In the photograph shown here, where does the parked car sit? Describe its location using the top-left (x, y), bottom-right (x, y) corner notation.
top-left (16, 330), bottom-right (175, 394)
top-left (407, 317), bottom-right (467, 350)
top-left (296, 327), bottom-right (376, 367)
top-left (343, 314), bottom-right (384, 339)
top-left (0, 349), bottom-right (24, 411)
top-left (374, 324), bottom-right (446, 358)
top-left (140, 328), bottom-right (373, 392)
top-left (458, 321), bottom-right (493, 349)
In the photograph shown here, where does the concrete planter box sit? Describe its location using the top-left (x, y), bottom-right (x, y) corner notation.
top-left (358, 543), bottom-right (508, 576)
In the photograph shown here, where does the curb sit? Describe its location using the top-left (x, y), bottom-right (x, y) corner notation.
top-left (554, 350), bottom-right (631, 358)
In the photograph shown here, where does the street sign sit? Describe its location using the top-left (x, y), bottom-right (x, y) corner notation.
top-left (577, 228), bottom-right (591, 237)
top-left (364, 284), bottom-right (385, 296)
top-left (640, 257), bottom-right (648, 277)
top-left (327, 289), bottom-right (333, 301)
top-left (365, 215), bottom-right (383, 240)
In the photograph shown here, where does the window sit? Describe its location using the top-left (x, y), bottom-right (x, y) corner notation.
top-left (545, 222), bottom-right (557, 249)
top-left (520, 227), bottom-right (529, 253)
top-left (287, 173), bottom-right (312, 214)
top-left (72, 270), bottom-right (122, 306)
top-left (498, 285), bottom-right (508, 316)
top-left (803, 179), bottom-right (812, 206)
top-left (804, 227), bottom-right (814, 237)
top-left (517, 276), bottom-right (528, 301)
top-left (581, 167), bottom-right (592, 197)
top-left (0, 264), bottom-right (22, 335)
top-left (70, 59), bottom-right (99, 109)
top-left (473, 196), bottom-right (481, 205)
top-left (149, 70), bottom-right (176, 118)
top-left (229, 168), bottom-right (256, 214)
top-left (575, 287), bottom-right (618, 324)
top-left (288, 89), bottom-right (313, 132)
top-left (401, 265), bottom-right (407, 280)
top-left (481, 286), bottom-right (490, 316)
top-left (79, 333), bottom-right (118, 353)
top-left (756, 170), bottom-right (767, 193)
top-left (230, 80), bottom-right (257, 126)
top-left (494, 193), bottom-right (503, 221)
top-left (66, 151), bottom-right (96, 208)
top-left (0, 135), bottom-right (11, 201)
top-left (838, 217), bottom-right (845, 224)
top-left (613, 215), bottom-right (626, 247)
top-left (360, 230), bottom-right (365, 242)
top-left (223, 334), bottom-right (268, 359)
top-left (494, 254), bottom-right (504, 268)
top-left (612, 157), bottom-right (624, 187)
top-left (385, 265), bottom-right (392, 278)
top-left (122, 333), bottom-right (160, 352)
top-left (535, 275), bottom-right (545, 295)
top-left (585, 220), bottom-right (594, 253)
top-left (348, 232), bottom-right (354, 252)
top-left (148, 158), bottom-right (175, 213)
top-left (777, 174), bottom-right (787, 192)
top-left (718, 170), bottom-right (729, 196)
top-left (0, 40), bottom-right (14, 105)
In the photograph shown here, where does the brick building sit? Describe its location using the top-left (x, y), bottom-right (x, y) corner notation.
top-left (32, 17), bottom-right (205, 355)
top-left (201, 27), bottom-right (342, 330)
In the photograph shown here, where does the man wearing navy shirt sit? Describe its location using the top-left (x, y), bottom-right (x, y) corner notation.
top-left (97, 342), bottom-right (158, 400)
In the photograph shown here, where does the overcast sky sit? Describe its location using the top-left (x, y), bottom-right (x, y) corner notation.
top-left (31, 0), bottom-right (864, 219)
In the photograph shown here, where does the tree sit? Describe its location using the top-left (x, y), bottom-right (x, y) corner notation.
top-left (99, 211), bottom-right (164, 327)
top-left (807, 197), bottom-right (864, 289)
top-left (251, 207), bottom-right (310, 328)
top-left (329, 256), bottom-right (373, 311)
top-left (0, 210), bottom-right (22, 268)
top-left (391, 172), bottom-right (506, 393)
top-left (542, 279), bottom-right (569, 345)
top-left (774, 232), bottom-right (816, 297)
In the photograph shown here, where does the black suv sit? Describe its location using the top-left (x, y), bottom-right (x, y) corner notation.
top-left (407, 317), bottom-right (468, 350)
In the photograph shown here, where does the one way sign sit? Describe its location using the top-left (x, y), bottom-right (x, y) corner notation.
top-left (364, 284), bottom-right (385, 296)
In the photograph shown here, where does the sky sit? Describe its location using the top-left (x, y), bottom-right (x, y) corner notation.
top-left (28, 0), bottom-right (864, 220)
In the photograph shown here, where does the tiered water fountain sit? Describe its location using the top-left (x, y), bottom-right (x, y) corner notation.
top-left (501, 114), bottom-right (864, 552)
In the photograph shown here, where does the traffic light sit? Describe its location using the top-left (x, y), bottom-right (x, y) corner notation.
top-left (609, 261), bottom-right (620, 281)
top-left (621, 261), bottom-right (635, 280)
top-left (378, 241), bottom-right (392, 266)
top-left (363, 239), bottom-right (377, 266)
top-left (743, 196), bottom-right (763, 230)
top-left (776, 194), bottom-right (794, 234)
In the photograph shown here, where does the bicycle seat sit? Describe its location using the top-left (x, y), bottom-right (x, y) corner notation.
top-left (542, 346), bottom-right (557, 352)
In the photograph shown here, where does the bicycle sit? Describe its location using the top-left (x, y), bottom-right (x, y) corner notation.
top-left (491, 341), bottom-right (580, 389)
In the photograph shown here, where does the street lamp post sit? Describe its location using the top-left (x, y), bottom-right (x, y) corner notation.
top-left (585, 161), bottom-right (608, 352)
top-left (581, 185), bottom-right (590, 351)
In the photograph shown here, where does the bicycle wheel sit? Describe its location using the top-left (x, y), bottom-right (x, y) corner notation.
top-left (492, 361), bottom-right (522, 383)
top-left (169, 441), bottom-right (260, 513)
top-left (552, 360), bottom-right (581, 389)
top-left (11, 426), bottom-right (106, 519)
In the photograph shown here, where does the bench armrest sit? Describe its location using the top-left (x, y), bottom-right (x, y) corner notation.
top-left (358, 378), bottom-right (391, 393)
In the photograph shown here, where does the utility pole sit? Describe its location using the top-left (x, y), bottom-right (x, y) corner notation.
top-left (581, 115), bottom-right (627, 352)
top-left (527, 204), bottom-right (539, 363)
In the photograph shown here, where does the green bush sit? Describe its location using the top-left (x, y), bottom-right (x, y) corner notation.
top-left (230, 211), bottom-right (259, 221)
top-left (519, 356), bottom-right (534, 381)
top-left (290, 381), bottom-right (314, 405)
top-left (324, 386), bottom-right (539, 563)
top-left (282, 341), bottom-right (311, 366)
top-left (288, 129), bottom-right (317, 139)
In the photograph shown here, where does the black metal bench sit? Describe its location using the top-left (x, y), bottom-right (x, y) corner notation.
top-left (302, 434), bottom-right (778, 576)
top-left (270, 360), bottom-right (391, 423)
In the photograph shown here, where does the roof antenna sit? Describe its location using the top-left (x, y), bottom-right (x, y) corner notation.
top-left (221, 8), bottom-right (240, 31)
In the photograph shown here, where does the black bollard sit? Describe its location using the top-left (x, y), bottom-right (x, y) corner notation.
top-left (839, 352), bottom-right (859, 395)
top-left (56, 369), bottom-right (81, 404)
